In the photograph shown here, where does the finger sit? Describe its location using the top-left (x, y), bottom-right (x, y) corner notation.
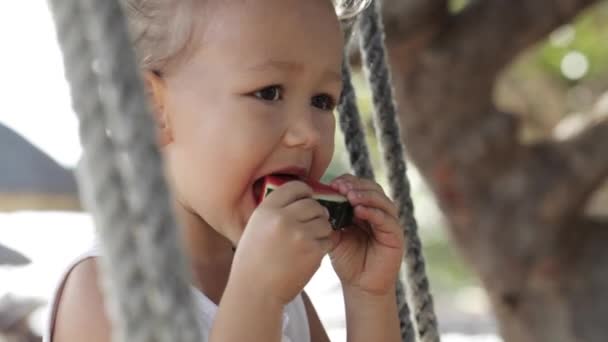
top-left (350, 217), bottom-right (374, 238)
top-left (285, 198), bottom-right (329, 223)
top-left (300, 216), bottom-right (333, 240)
top-left (354, 205), bottom-right (400, 235)
top-left (262, 180), bottom-right (312, 208)
top-left (354, 206), bottom-right (404, 249)
top-left (345, 189), bottom-right (398, 219)
top-left (328, 173), bottom-right (350, 185)
top-left (330, 174), bottom-right (383, 194)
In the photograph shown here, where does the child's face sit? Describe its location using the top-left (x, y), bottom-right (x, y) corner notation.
top-left (160, 0), bottom-right (344, 244)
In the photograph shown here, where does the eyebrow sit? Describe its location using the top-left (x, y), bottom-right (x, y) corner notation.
top-left (246, 60), bottom-right (342, 84)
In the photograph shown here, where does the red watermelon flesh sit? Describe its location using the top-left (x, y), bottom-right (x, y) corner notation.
top-left (256, 175), bottom-right (353, 230)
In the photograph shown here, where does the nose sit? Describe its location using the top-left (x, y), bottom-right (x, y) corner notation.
top-left (282, 109), bottom-right (321, 150)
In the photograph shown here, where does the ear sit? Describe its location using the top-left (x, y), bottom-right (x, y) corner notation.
top-left (143, 71), bottom-right (173, 146)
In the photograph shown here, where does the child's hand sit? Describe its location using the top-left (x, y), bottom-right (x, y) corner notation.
top-left (230, 181), bottom-right (337, 306)
top-left (329, 174), bottom-right (404, 296)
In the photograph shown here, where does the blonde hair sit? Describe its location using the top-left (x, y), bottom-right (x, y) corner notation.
top-left (121, 0), bottom-right (371, 74)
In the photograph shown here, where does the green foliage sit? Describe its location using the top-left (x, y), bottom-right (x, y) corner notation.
top-left (536, 2), bottom-right (608, 83)
top-left (448, 0), bottom-right (470, 13)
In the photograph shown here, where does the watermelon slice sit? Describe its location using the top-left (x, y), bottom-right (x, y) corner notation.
top-left (256, 175), bottom-right (353, 230)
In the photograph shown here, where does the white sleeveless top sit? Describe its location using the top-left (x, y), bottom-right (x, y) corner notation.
top-left (42, 247), bottom-right (310, 342)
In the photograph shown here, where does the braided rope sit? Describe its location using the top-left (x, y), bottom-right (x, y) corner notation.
top-left (337, 58), bottom-right (376, 181)
top-left (47, 2), bottom-right (160, 341)
top-left (78, 2), bottom-right (203, 340)
top-left (357, 2), bottom-right (440, 342)
top-left (47, 1), bottom-right (203, 341)
top-left (337, 57), bottom-right (415, 342)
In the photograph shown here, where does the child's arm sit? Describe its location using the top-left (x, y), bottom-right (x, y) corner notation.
top-left (52, 258), bottom-right (112, 342)
top-left (210, 276), bottom-right (284, 341)
top-left (343, 287), bottom-right (401, 342)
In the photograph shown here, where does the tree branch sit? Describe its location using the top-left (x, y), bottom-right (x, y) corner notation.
top-left (384, 1), bottom-right (608, 340)
top-left (381, 0), bottom-right (448, 44)
top-left (451, 118), bottom-right (608, 289)
top-left (487, 216), bottom-right (608, 342)
top-left (386, 0), bottom-right (601, 166)
top-left (444, 0), bottom-right (601, 75)
top-left (386, 0), bottom-right (602, 184)
top-left (385, 0), bottom-right (605, 275)
top-left (536, 119), bottom-right (608, 223)
top-left (452, 119), bottom-right (608, 278)
top-left (355, 0), bottom-right (447, 68)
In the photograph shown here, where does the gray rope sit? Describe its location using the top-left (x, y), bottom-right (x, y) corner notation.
top-left (338, 59), bottom-right (376, 181)
top-left (338, 57), bottom-right (415, 342)
top-left (46, 2), bottom-right (159, 341)
top-left (78, 2), bottom-right (203, 340)
top-left (357, 1), bottom-right (440, 342)
top-left (47, 1), bottom-right (203, 341)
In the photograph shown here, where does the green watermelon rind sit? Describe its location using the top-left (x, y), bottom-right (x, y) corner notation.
top-left (261, 177), bottom-right (353, 230)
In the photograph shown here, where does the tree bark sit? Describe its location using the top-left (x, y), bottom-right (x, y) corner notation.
top-left (381, 0), bottom-right (608, 341)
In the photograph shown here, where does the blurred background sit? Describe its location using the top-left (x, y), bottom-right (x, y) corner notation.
top-left (2, 1), bottom-right (608, 342)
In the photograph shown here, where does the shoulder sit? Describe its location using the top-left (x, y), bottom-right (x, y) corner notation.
top-left (52, 257), bottom-right (112, 342)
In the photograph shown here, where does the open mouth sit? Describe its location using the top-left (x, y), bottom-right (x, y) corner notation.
top-left (252, 173), bottom-right (302, 204)
top-left (252, 178), bottom-right (264, 202)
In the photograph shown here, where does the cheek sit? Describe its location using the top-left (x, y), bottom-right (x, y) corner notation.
top-left (312, 115), bottom-right (336, 177)
top-left (165, 139), bottom-right (252, 237)
top-left (165, 108), bottom-right (278, 224)
top-left (322, 118), bottom-right (335, 158)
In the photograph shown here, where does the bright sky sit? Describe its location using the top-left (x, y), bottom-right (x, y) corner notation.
top-left (0, 2), bottom-right (81, 168)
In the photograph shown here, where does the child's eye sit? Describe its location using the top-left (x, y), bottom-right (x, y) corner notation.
top-left (253, 85), bottom-right (283, 101)
top-left (311, 94), bottom-right (336, 111)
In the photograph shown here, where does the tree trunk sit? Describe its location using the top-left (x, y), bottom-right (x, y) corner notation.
top-left (381, 0), bottom-right (608, 341)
